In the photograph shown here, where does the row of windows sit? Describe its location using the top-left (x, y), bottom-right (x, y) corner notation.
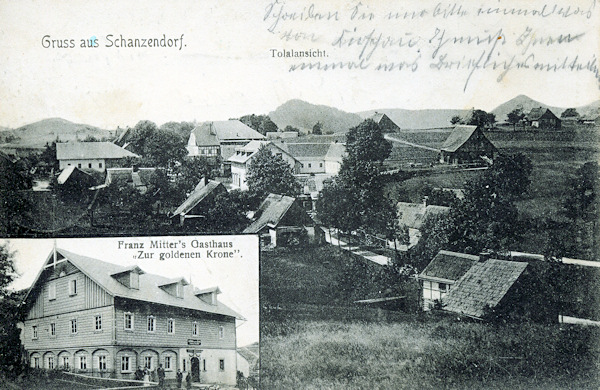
top-left (66, 162), bottom-right (103, 169)
top-left (33, 354), bottom-right (224, 373)
top-left (32, 314), bottom-right (226, 339)
top-left (300, 162), bottom-right (323, 168)
top-left (48, 279), bottom-right (77, 300)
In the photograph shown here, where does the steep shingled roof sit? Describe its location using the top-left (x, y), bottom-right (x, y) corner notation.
top-left (443, 259), bottom-right (528, 319)
top-left (56, 142), bottom-right (139, 160)
top-left (419, 250), bottom-right (480, 283)
top-left (243, 193), bottom-right (296, 233)
top-left (526, 107), bottom-right (558, 121)
top-left (190, 120), bottom-right (265, 146)
top-left (24, 248), bottom-right (243, 319)
top-left (171, 180), bottom-right (226, 217)
top-left (440, 125), bottom-right (479, 153)
top-left (227, 141), bottom-right (297, 164)
top-left (57, 166), bottom-right (94, 185)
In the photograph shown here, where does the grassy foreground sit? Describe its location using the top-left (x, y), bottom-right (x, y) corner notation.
top-left (261, 318), bottom-right (600, 389)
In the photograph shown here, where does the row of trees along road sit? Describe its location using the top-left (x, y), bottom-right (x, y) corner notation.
top-left (316, 119), bottom-right (407, 247)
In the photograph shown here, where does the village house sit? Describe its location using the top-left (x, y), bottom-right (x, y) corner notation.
top-left (396, 200), bottom-right (451, 250)
top-left (243, 193), bottom-right (318, 247)
top-left (370, 112), bottom-right (401, 132)
top-left (525, 107), bottom-right (562, 129)
top-left (104, 166), bottom-right (158, 194)
top-left (228, 141), bottom-right (299, 191)
top-left (417, 250), bottom-right (480, 310)
top-left (20, 248), bottom-right (242, 386)
top-left (56, 166), bottom-right (97, 192)
top-left (186, 120), bottom-right (265, 166)
top-left (442, 256), bottom-right (556, 322)
top-left (439, 125), bottom-right (497, 165)
top-left (170, 179), bottom-right (227, 226)
top-left (578, 114), bottom-right (600, 126)
top-left (56, 142), bottom-right (139, 173)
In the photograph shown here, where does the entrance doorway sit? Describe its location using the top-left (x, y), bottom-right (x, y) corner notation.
top-left (191, 357), bottom-right (200, 382)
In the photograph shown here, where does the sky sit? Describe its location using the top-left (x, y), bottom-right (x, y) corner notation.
top-left (3, 236), bottom-right (259, 347)
top-left (0, 0), bottom-right (598, 130)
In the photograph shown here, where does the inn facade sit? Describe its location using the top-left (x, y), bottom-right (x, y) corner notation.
top-left (20, 248), bottom-right (242, 386)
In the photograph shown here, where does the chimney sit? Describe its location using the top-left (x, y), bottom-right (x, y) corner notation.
top-left (479, 251), bottom-right (492, 262)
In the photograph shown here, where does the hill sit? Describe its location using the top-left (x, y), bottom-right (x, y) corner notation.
top-left (269, 99), bottom-right (363, 134)
top-left (358, 109), bottom-right (470, 129)
top-left (491, 95), bottom-right (600, 123)
top-left (0, 118), bottom-right (114, 148)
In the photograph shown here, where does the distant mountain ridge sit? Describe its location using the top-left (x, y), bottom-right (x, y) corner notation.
top-left (0, 118), bottom-right (113, 148)
top-left (269, 99), bottom-right (363, 134)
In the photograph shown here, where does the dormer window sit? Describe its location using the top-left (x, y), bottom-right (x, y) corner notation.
top-left (111, 266), bottom-right (144, 289)
top-left (158, 278), bottom-right (188, 298)
top-left (195, 287), bottom-right (221, 306)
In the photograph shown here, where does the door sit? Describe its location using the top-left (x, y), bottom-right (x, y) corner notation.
top-left (191, 357), bottom-right (200, 382)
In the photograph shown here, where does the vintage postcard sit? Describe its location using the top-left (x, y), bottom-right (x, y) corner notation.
top-left (0, 0), bottom-right (599, 388)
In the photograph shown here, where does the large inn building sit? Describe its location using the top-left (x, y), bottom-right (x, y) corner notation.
top-left (20, 248), bottom-right (243, 386)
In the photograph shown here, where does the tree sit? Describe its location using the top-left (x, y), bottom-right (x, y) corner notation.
top-left (0, 158), bottom-right (32, 235)
top-left (283, 125), bottom-right (300, 133)
top-left (202, 190), bottom-right (251, 233)
top-left (409, 213), bottom-right (454, 269)
top-left (0, 244), bottom-right (26, 377)
top-left (125, 121), bottom-right (188, 168)
top-left (246, 146), bottom-right (300, 201)
top-left (466, 109), bottom-right (493, 128)
top-left (238, 115), bottom-right (279, 135)
top-left (507, 108), bottom-right (525, 131)
top-left (40, 141), bottom-right (59, 171)
top-left (450, 115), bottom-right (462, 125)
top-left (172, 157), bottom-right (217, 201)
top-left (312, 121), bottom-right (323, 135)
top-left (316, 179), bottom-right (361, 240)
top-left (345, 119), bottom-right (392, 165)
top-left (561, 108), bottom-right (580, 118)
top-left (159, 121), bottom-right (195, 140)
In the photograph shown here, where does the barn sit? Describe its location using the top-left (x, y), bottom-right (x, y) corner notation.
top-left (439, 125), bottom-right (497, 165)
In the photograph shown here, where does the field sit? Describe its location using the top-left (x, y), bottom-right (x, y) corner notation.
top-left (260, 246), bottom-right (600, 389)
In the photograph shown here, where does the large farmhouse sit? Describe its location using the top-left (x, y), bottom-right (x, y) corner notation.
top-left (525, 107), bottom-right (561, 129)
top-left (20, 248), bottom-right (242, 386)
top-left (186, 120), bottom-right (265, 163)
top-left (56, 142), bottom-right (139, 173)
top-left (439, 125), bottom-right (497, 165)
top-left (370, 112), bottom-right (401, 132)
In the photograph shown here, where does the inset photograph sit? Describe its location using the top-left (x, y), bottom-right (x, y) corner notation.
top-left (3, 235), bottom-right (258, 389)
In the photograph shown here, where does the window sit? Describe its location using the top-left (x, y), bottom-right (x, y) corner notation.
top-left (144, 356), bottom-right (152, 370)
top-left (71, 319), bottom-right (77, 334)
top-left (98, 163), bottom-right (103, 168)
top-left (33, 357), bottom-right (40, 368)
top-left (182, 359), bottom-right (187, 372)
top-left (98, 356), bottom-right (107, 371)
top-left (319, 162), bottom-right (323, 167)
top-left (69, 279), bottom-right (77, 295)
top-left (95, 315), bottom-right (102, 331)
top-left (167, 318), bottom-right (175, 334)
top-left (50, 322), bottom-right (56, 336)
top-left (121, 356), bottom-right (131, 373)
top-left (438, 283), bottom-right (448, 292)
top-left (164, 356), bottom-right (172, 370)
top-left (176, 283), bottom-right (183, 297)
top-left (88, 163), bottom-right (92, 169)
top-left (202, 359), bottom-right (206, 371)
top-left (48, 356), bottom-right (54, 369)
top-left (308, 163), bottom-right (312, 168)
top-left (79, 355), bottom-right (87, 370)
top-left (48, 282), bottom-right (56, 300)
top-left (219, 326), bottom-right (224, 339)
top-left (32, 326), bottom-right (38, 339)
top-left (78, 163), bottom-right (81, 168)
top-left (192, 322), bottom-right (198, 336)
top-left (219, 359), bottom-right (225, 371)
top-left (124, 312), bottom-right (133, 330)
top-left (147, 316), bottom-right (155, 332)
top-left (62, 356), bottom-right (70, 370)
